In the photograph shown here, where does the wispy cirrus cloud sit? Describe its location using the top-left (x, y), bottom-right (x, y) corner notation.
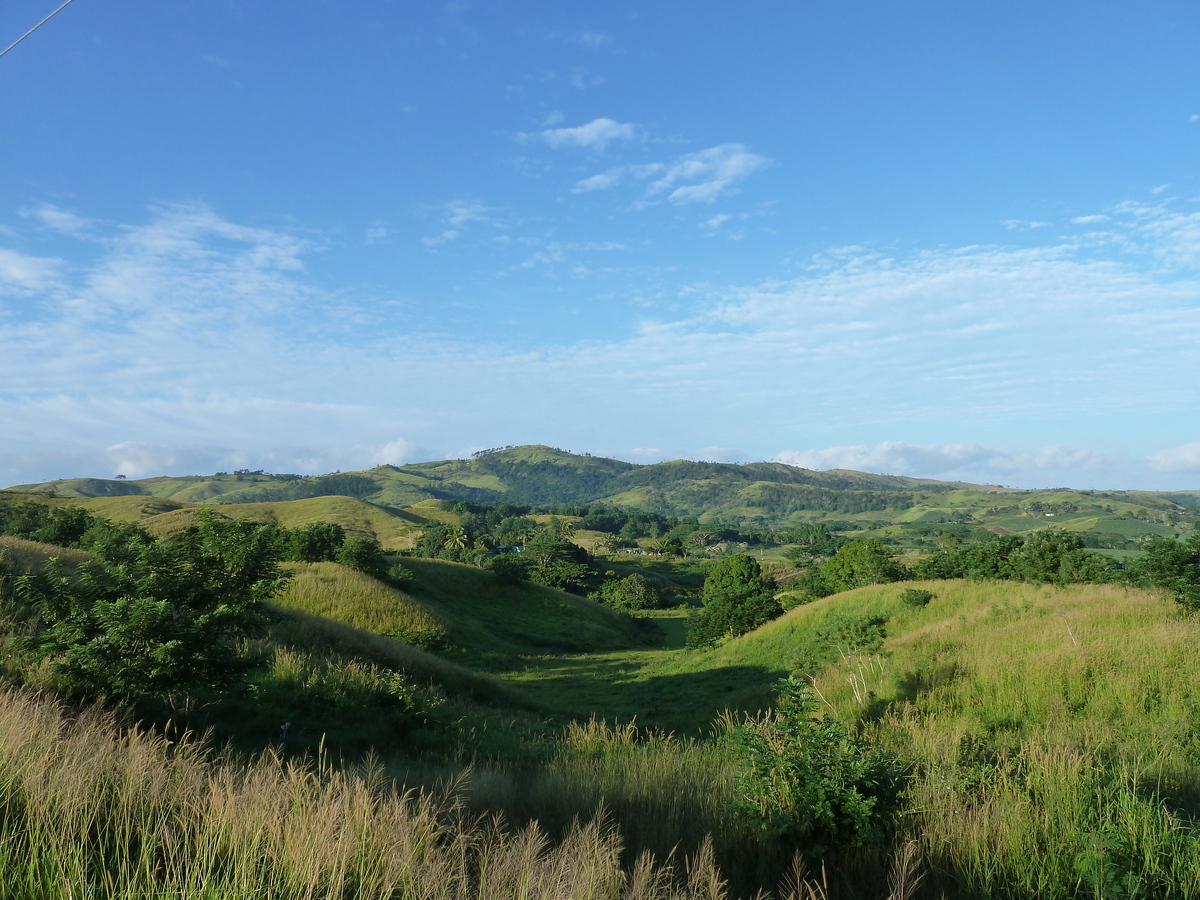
top-left (571, 30), bottom-right (614, 49)
top-left (523, 117), bottom-right (635, 151)
top-left (573, 144), bottom-right (770, 204)
top-left (645, 144), bottom-right (770, 204)
top-left (423, 198), bottom-right (492, 246)
top-left (0, 247), bottom-right (62, 295)
top-left (21, 202), bottom-right (95, 236)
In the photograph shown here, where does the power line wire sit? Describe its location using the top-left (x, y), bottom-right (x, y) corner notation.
top-left (0, 0), bottom-right (80, 60)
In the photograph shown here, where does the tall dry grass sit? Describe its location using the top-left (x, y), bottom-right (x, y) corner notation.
top-left (808, 581), bottom-right (1200, 897)
top-left (0, 686), bottom-right (812, 900)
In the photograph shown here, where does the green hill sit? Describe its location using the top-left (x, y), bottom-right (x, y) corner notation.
top-left (10, 444), bottom-right (1198, 553)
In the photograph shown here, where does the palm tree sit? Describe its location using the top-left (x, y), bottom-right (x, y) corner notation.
top-left (444, 526), bottom-right (467, 551)
top-left (557, 519), bottom-right (577, 540)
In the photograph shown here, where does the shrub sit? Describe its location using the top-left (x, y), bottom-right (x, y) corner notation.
top-left (288, 522), bottom-right (346, 563)
top-left (899, 587), bottom-right (934, 608)
top-left (820, 539), bottom-right (906, 592)
top-left (335, 535), bottom-right (386, 576)
top-left (731, 676), bottom-right (905, 859)
top-left (16, 513), bottom-right (287, 701)
top-left (1137, 533), bottom-right (1200, 609)
top-left (386, 562), bottom-right (415, 586)
top-left (593, 573), bottom-right (663, 611)
top-left (487, 552), bottom-right (527, 585)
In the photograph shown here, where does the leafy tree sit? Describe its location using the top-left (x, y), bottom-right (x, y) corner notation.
top-left (335, 535), bottom-right (387, 577)
top-left (593, 573), bottom-right (663, 611)
top-left (703, 553), bottom-right (769, 604)
top-left (487, 552), bottom-right (527, 585)
top-left (0, 501), bottom-right (97, 547)
top-left (731, 677), bottom-right (905, 859)
top-left (289, 521), bottom-right (346, 562)
top-left (443, 526), bottom-right (468, 552)
top-left (654, 535), bottom-right (684, 557)
top-left (782, 524), bottom-right (845, 565)
top-left (1137, 533), bottom-right (1200, 609)
top-left (16, 514), bottom-right (287, 701)
top-left (911, 529), bottom-right (1121, 586)
top-left (523, 530), bottom-right (590, 592)
top-left (687, 555), bottom-right (782, 648)
top-left (820, 539), bottom-right (905, 593)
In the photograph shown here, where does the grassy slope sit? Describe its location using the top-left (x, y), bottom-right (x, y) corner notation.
top-left (399, 558), bottom-right (648, 671)
top-left (504, 576), bottom-right (1200, 738)
top-left (276, 562), bottom-right (446, 638)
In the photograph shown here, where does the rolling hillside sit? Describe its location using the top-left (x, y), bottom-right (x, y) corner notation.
top-left (11, 444), bottom-right (1196, 552)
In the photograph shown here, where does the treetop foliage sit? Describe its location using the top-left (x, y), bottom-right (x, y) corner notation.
top-left (16, 513), bottom-right (287, 701)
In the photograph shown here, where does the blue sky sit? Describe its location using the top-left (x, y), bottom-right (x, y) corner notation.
top-left (3, 0), bottom-right (1200, 489)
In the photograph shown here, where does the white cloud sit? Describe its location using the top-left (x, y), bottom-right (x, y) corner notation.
top-left (372, 437), bottom-right (426, 466)
top-left (645, 144), bottom-right (770, 204)
top-left (773, 442), bottom-right (1108, 480)
top-left (7, 197), bottom-right (1200, 490)
top-left (569, 67), bottom-right (605, 89)
top-left (424, 199), bottom-right (490, 246)
top-left (573, 167), bottom-right (635, 193)
top-left (105, 441), bottom-right (253, 479)
top-left (1072, 214), bottom-right (1109, 224)
top-left (528, 118), bottom-right (635, 151)
top-left (365, 223), bottom-right (390, 243)
top-left (1190, 114), bottom-right (1199, 122)
top-left (1149, 442), bottom-right (1200, 473)
top-left (572, 145), bottom-right (769, 204)
top-left (627, 447), bottom-right (667, 463)
top-left (695, 446), bottom-right (748, 463)
top-left (22, 203), bottom-right (94, 235)
top-left (1001, 219), bottom-right (1048, 230)
top-left (0, 247), bottom-right (62, 294)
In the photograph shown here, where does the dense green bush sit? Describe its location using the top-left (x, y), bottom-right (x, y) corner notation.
top-left (335, 535), bottom-right (387, 576)
top-left (731, 676), bottom-right (905, 859)
top-left (591, 573), bottom-right (663, 611)
top-left (899, 587), bottom-right (934, 608)
top-left (687, 554), bottom-right (782, 648)
top-left (913, 528), bottom-right (1123, 586)
top-left (820, 539), bottom-right (906, 593)
top-left (16, 513), bottom-right (287, 701)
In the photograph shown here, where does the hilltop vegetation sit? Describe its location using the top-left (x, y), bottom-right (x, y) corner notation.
top-left (14, 446), bottom-right (1195, 559)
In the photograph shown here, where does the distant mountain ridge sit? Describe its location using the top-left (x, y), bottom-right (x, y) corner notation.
top-left (12, 445), bottom-right (980, 506)
top-left (10, 444), bottom-right (1198, 533)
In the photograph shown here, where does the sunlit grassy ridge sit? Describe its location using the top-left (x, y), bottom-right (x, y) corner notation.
top-left (0, 489), bottom-right (424, 548)
top-left (277, 561), bottom-right (446, 638)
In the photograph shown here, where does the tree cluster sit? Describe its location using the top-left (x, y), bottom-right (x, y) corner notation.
top-left (912, 529), bottom-right (1121, 585)
top-left (14, 513), bottom-right (286, 702)
top-left (686, 555), bottom-right (783, 648)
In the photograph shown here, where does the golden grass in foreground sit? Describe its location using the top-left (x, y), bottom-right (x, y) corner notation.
top-left (0, 687), bottom-right (863, 900)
